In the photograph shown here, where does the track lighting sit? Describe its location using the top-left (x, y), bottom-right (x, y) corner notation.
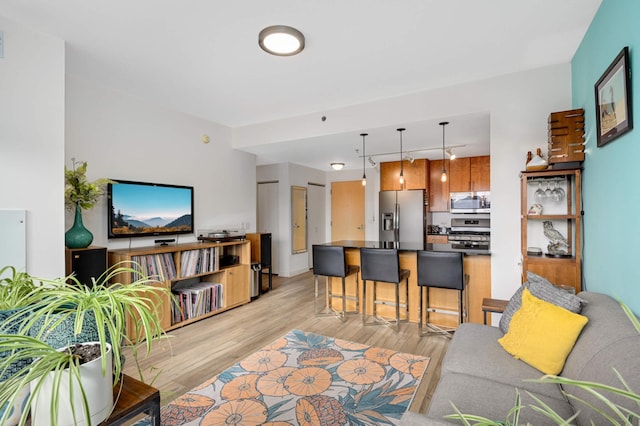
top-left (368, 156), bottom-right (376, 168)
top-left (446, 148), bottom-right (456, 160)
top-left (404, 155), bottom-right (414, 164)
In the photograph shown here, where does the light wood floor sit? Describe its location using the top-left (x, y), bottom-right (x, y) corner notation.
top-left (122, 270), bottom-right (450, 415)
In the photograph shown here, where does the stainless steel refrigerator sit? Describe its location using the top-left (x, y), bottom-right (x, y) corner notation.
top-left (379, 190), bottom-right (426, 243)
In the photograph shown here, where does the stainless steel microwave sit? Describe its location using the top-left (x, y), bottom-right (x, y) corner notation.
top-left (450, 191), bottom-right (490, 213)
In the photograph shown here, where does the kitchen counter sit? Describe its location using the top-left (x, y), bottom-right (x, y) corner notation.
top-left (323, 240), bottom-right (490, 256)
top-left (318, 241), bottom-right (492, 327)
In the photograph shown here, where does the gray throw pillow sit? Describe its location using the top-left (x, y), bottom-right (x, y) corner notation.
top-left (498, 272), bottom-right (586, 334)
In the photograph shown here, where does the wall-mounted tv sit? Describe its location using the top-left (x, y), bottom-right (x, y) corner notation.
top-left (108, 180), bottom-right (194, 239)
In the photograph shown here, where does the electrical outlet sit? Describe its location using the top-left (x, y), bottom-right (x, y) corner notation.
top-left (0, 31), bottom-right (4, 59)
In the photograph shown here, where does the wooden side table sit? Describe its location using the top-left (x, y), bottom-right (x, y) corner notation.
top-left (481, 298), bottom-right (508, 325)
top-left (104, 374), bottom-right (160, 425)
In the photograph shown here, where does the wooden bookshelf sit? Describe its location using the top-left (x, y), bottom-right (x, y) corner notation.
top-left (109, 240), bottom-right (250, 341)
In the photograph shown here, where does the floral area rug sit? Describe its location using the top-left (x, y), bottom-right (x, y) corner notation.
top-left (141, 329), bottom-right (429, 425)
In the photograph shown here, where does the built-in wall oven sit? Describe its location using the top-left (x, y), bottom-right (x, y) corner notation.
top-left (450, 191), bottom-right (490, 213)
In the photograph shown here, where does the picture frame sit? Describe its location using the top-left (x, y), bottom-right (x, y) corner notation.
top-left (594, 46), bottom-right (633, 147)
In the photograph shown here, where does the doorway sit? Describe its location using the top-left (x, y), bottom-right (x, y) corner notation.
top-left (331, 181), bottom-right (365, 241)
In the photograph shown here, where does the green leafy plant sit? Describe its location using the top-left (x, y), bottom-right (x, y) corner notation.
top-left (64, 158), bottom-right (113, 210)
top-left (0, 262), bottom-right (172, 426)
top-left (445, 301), bottom-right (640, 425)
top-left (0, 266), bottom-right (43, 311)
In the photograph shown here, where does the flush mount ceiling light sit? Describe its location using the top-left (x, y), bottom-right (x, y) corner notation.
top-left (259, 25), bottom-right (305, 56)
top-left (330, 162), bottom-right (345, 170)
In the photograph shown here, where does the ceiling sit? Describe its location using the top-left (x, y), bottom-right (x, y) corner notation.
top-left (0, 0), bottom-right (602, 170)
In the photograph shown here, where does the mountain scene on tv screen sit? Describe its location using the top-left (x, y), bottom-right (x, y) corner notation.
top-left (111, 207), bottom-right (192, 235)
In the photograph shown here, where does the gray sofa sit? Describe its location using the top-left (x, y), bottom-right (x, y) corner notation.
top-left (402, 292), bottom-right (640, 425)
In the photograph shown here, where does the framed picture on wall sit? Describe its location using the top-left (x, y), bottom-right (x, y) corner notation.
top-left (594, 46), bottom-right (633, 147)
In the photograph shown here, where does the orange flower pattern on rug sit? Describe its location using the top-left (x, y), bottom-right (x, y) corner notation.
top-left (136, 329), bottom-right (429, 425)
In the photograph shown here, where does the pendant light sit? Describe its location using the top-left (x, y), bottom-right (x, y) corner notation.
top-left (440, 121), bottom-right (449, 182)
top-left (361, 133), bottom-right (368, 186)
top-left (397, 128), bottom-right (406, 185)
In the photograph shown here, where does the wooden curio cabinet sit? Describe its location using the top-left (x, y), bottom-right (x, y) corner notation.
top-left (520, 168), bottom-right (582, 293)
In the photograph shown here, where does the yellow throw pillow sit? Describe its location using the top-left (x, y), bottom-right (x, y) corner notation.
top-left (498, 287), bottom-right (588, 375)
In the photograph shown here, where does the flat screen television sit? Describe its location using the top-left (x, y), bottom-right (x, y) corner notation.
top-left (107, 179), bottom-right (194, 238)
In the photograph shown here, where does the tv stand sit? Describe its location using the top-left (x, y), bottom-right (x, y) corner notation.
top-left (108, 240), bottom-right (250, 342)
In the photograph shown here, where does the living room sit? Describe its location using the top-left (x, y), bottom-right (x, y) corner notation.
top-left (2, 0), bottom-right (638, 313)
top-left (1, 0), bottom-right (639, 423)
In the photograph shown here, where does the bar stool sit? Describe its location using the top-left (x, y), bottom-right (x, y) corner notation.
top-left (360, 248), bottom-right (410, 330)
top-left (417, 250), bottom-right (468, 337)
top-left (312, 245), bottom-right (360, 320)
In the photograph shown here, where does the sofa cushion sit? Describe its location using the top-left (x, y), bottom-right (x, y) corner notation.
top-left (498, 288), bottom-right (588, 375)
top-left (425, 373), bottom-right (575, 425)
top-left (498, 271), bottom-right (586, 333)
top-left (441, 323), bottom-right (567, 400)
top-left (561, 292), bottom-right (640, 425)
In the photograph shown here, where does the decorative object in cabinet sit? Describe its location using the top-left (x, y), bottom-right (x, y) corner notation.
top-left (109, 240), bottom-right (251, 342)
top-left (520, 168), bottom-right (582, 294)
top-left (548, 108), bottom-right (585, 165)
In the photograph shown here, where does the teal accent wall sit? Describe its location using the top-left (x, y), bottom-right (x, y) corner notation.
top-left (572, 0), bottom-right (640, 314)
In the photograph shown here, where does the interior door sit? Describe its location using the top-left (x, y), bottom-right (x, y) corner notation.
top-left (331, 181), bottom-right (365, 241)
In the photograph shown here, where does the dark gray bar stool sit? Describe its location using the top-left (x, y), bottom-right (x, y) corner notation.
top-left (417, 250), bottom-right (468, 337)
top-left (312, 245), bottom-right (360, 320)
top-left (360, 248), bottom-right (410, 330)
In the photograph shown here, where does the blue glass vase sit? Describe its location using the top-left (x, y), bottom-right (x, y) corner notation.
top-left (65, 204), bottom-right (93, 249)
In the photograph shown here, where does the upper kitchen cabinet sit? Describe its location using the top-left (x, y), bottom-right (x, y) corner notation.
top-left (449, 156), bottom-right (491, 192)
top-left (429, 159), bottom-right (450, 212)
top-left (380, 159), bottom-right (428, 191)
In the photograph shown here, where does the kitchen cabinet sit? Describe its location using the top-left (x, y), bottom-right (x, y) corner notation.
top-left (520, 168), bottom-right (582, 294)
top-left (450, 156), bottom-right (490, 192)
top-left (380, 159), bottom-right (428, 191)
top-left (429, 159), bottom-right (450, 211)
top-left (426, 235), bottom-right (448, 244)
top-left (470, 156), bottom-right (491, 191)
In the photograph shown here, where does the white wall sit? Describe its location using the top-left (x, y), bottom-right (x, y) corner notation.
top-left (0, 15), bottom-right (65, 278)
top-left (239, 64), bottom-right (572, 300)
top-left (65, 76), bottom-right (256, 251)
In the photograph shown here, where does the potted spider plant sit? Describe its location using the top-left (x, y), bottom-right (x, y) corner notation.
top-left (0, 262), bottom-right (171, 426)
top-left (0, 266), bottom-right (46, 426)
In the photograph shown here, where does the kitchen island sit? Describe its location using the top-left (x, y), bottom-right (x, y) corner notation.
top-left (319, 240), bottom-right (491, 328)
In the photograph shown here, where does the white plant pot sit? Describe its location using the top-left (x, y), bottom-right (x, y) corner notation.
top-left (30, 342), bottom-right (113, 426)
